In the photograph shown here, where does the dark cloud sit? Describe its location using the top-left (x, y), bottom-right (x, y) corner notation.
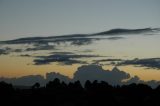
top-left (93, 28), bottom-right (159, 35)
top-left (0, 43), bottom-right (56, 55)
top-left (19, 54), bottom-right (32, 57)
top-left (94, 59), bottom-right (122, 62)
top-left (1, 28), bottom-right (158, 47)
top-left (0, 47), bottom-right (12, 55)
top-left (0, 28), bottom-right (158, 56)
top-left (0, 64), bottom-right (160, 88)
top-left (93, 59), bottom-right (123, 65)
top-left (73, 64), bottom-right (160, 88)
top-left (49, 52), bottom-right (74, 55)
top-left (107, 37), bottom-right (125, 40)
top-left (93, 58), bottom-right (160, 70)
top-left (118, 58), bottom-right (160, 69)
top-left (0, 34), bottom-right (99, 46)
top-left (70, 38), bottom-right (94, 46)
top-left (78, 49), bottom-right (93, 53)
top-left (34, 52), bottom-right (102, 65)
top-left (124, 76), bottom-right (160, 88)
top-left (0, 49), bottom-right (9, 55)
top-left (145, 80), bottom-right (160, 88)
top-left (0, 75), bottom-right (45, 86)
top-left (125, 76), bottom-right (141, 84)
top-left (25, 43), bottom-right (56, 51)
top-left (0, 72), bottom-right (71, 86)
top-left (14, 49), bottom-right (23, 52)
top-left (73, 65), bottom-right (130, 85)
top-left (0, 47), bottom-right (24, 55)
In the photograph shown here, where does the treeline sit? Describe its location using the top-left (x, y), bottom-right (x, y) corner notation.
top-left (0, 79), bottom-right (160, 106)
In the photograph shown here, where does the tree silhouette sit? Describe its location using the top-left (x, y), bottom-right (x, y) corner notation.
top-left (0, 79), bottom-right (160, 105)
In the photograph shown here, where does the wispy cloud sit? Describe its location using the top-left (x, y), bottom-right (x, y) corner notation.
top-left (93, 28), bottom-right (159, 35)
top-left (1, 28), bottom-right (158, 45)
top-left (118, 58), bottom-right (160, 69)
top-left (33, 52), bottom-right (103, 65)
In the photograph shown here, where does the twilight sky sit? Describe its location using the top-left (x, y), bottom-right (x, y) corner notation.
top-left (0, 0), bottom-right (160, 86)
top-left (0, 0), bottom-right (160, 40)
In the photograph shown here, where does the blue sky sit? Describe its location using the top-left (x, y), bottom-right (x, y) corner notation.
top-left (0, 0), bottom-right (160, 40)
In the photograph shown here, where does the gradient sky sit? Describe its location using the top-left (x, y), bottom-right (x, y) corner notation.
top-left (0, 0), bottom-right (160, 40)
top-left (0, 0), bottom-right (160, 86)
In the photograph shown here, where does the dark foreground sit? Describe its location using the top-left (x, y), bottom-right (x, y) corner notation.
top-left (1, 79), bottom-right (160, 106)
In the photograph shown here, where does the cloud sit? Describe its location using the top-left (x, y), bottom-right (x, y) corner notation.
top-left (145, 80), bottom-right (160, 88)
top-left (0, 47), bottom-right (12, 55)
top-left (46, 72), bottom-right (71, 83)
top-left (0, 65), bottom-right (132, 86)
top-left (73, 64), bottom-right (130, 85)
top-left (93, 59), bottom-right (122, 62)
top-left (107, 37), bottom-right (125, 40)
top-left (0, 75), bottom-right (45, 86)
top-left (125, 76), bottom-right (160, 88)
top-left (1, 28), bottom-right (158, 46)
top-left (33, 52), bottom-right (102, 65)
top-left (19, 54), bottom-right (32, 57)
top-left (0, 27), bottom-right (158, 56)
top-left (93, 57), bottom-right (160, 70)
top-left (0, 34), bottom-right (100, 46)
top-left (0, 47), bottom-right (24, 56)
top-left (93, 28), bottom-right (159, 35)
top-left (0, 72), bottom-right (71, 86)
top-left (0, 64), bottom-right (160, 88)
top-left (14, 49), bottom-right (23, 53)
top-left (118, 58), bottom-right (160, 69)
top-left (70, 38), bottom-right (95, 46)
top-left (73, 64), bottom-right (160, 88)
top-left (25, 43), bottom-right (56, 51)
top-left (75, 49), bottom-right (93, 53)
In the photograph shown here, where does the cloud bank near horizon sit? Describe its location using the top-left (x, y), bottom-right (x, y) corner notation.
top-left (0, 64), bottom-right (160, 88)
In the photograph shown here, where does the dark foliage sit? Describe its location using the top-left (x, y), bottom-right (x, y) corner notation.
top-left (0, 79), bottom-right (160, 106)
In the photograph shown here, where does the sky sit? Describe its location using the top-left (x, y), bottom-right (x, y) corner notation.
top-left (0, 0), bottom-right (160, 86)
top-left (0, 0), bottom-right (160, 40)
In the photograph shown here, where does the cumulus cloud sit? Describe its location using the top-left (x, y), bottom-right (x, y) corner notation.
top-left (73, 64), bottom-right (130, 85)
top-left (0, 65), bottom-right (131, 86)
top-left (46, 72), bottom-right (71, 83)
top-left (0, 64), bottom-right (160, 88)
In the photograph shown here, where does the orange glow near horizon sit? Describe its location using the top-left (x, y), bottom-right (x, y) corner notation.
top-left (1, 55), bottom-right (160, 81)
